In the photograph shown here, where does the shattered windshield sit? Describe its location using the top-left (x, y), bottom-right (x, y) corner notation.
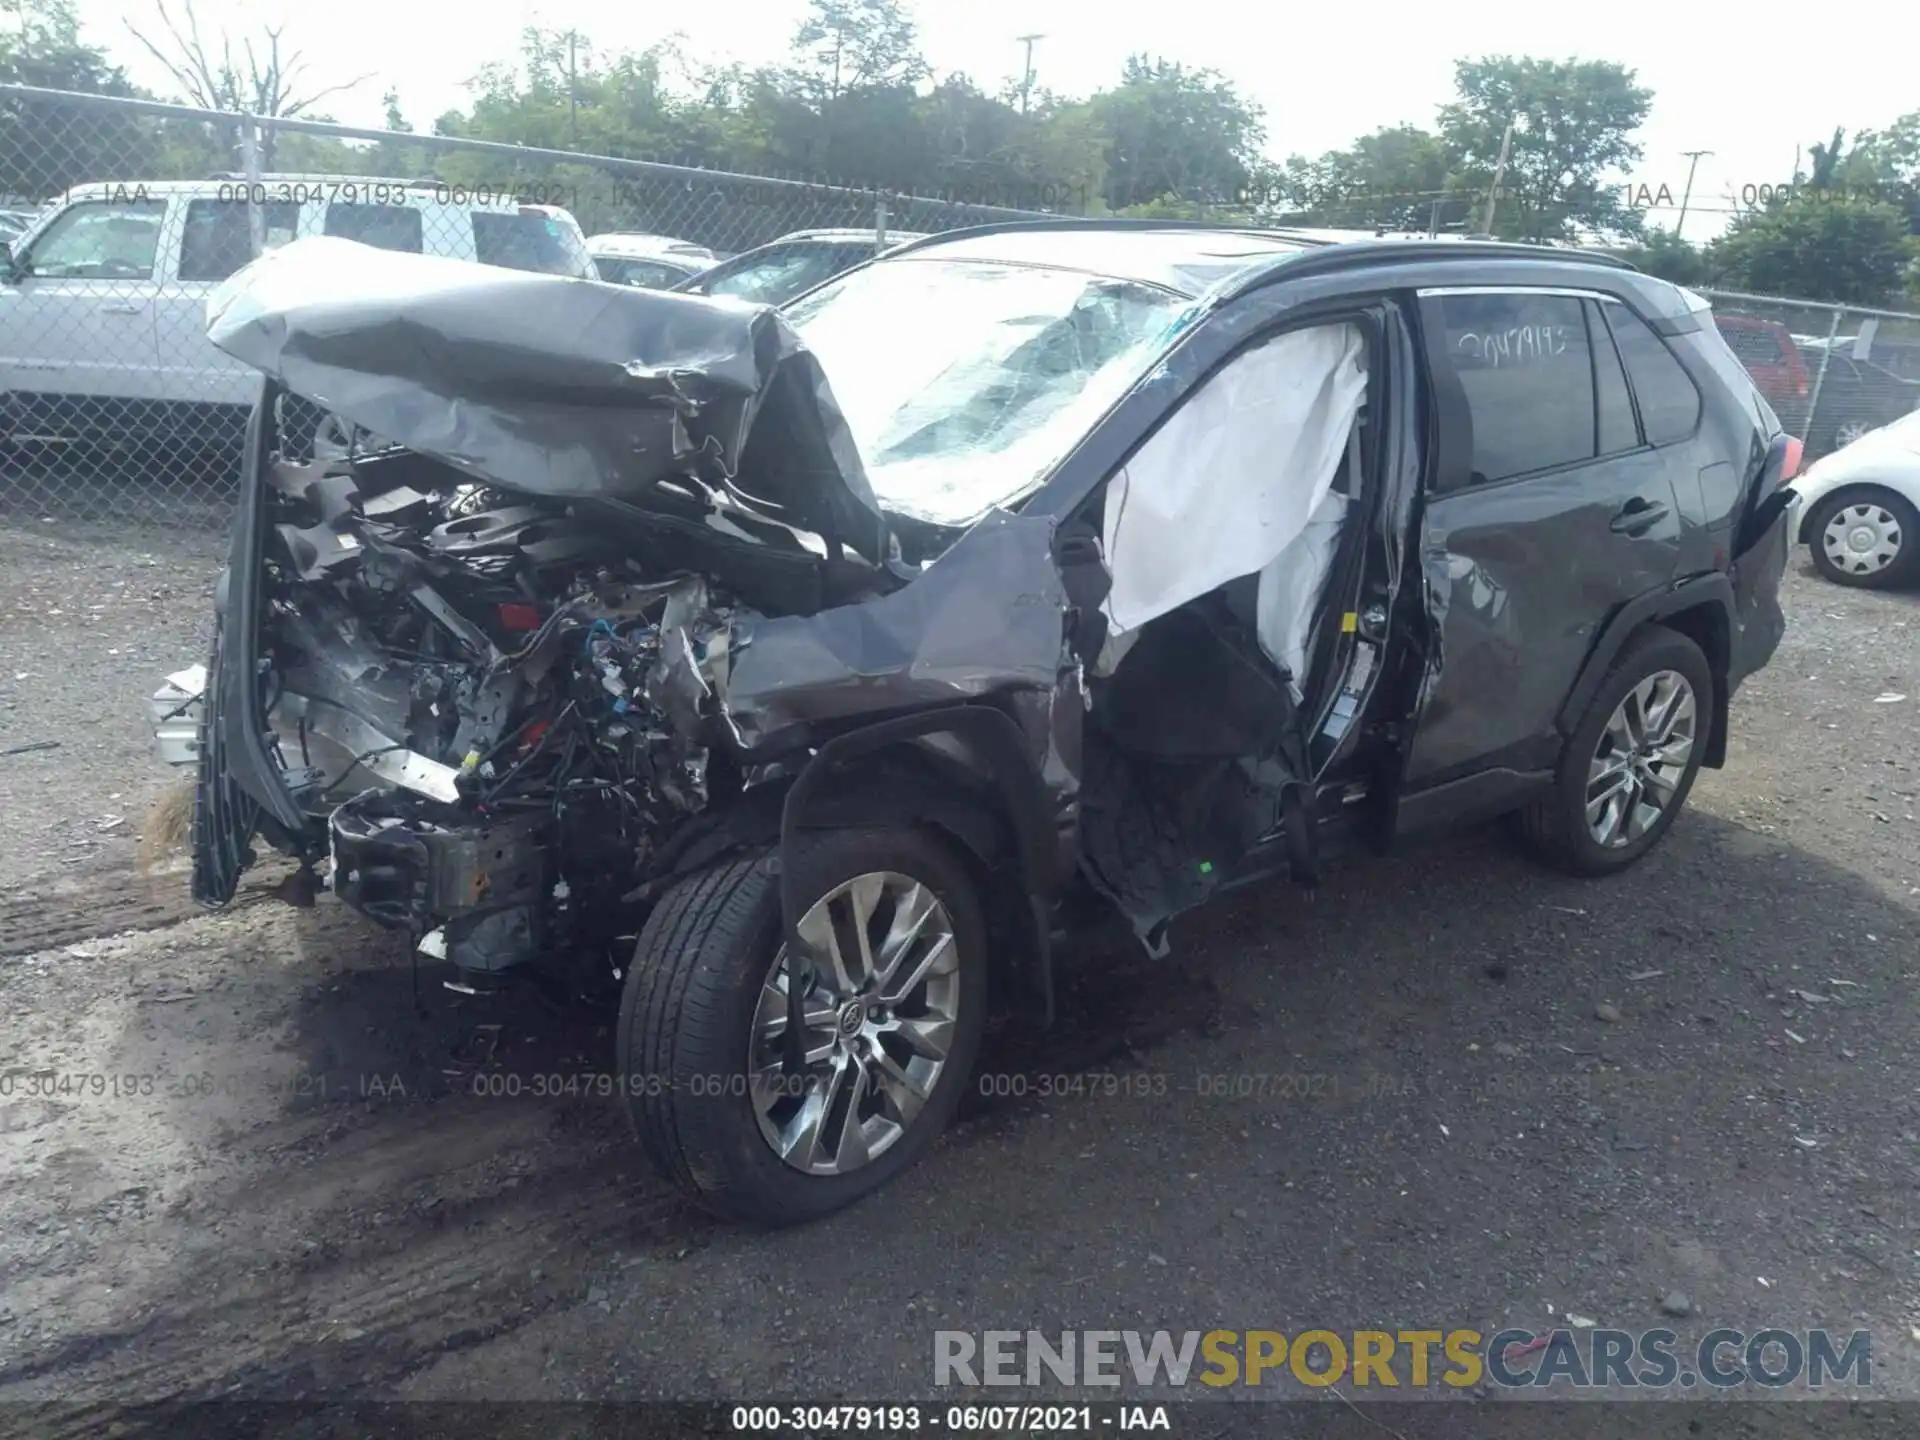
top-left (785, 258), bottom-right (1190, 527)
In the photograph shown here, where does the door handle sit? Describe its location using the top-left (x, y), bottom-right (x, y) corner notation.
top-left (97, 302), bottom-right (144, 315)
top-left (1609, 497), bottom-right (1669, 535)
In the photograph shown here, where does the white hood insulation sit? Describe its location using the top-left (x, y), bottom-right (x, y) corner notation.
top-left (1099, 322), bottom-right (1368, 687)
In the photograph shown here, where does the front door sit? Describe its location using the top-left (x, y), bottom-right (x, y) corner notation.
top-left (1401, 286), bottom-right (1687, 788)
top-left (0, 195), bottom-right (167, 437)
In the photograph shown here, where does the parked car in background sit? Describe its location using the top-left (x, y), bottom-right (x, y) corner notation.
top-left (1793, 331), bottom-right (1920, 458)
top-left (1788, 409), bottom-right (1920, 587)
top-left (153, 222), bottom-right (1790, 1225)
top-left (587, 231), bottom-right (721, 289)
top-left (674, 227), bottom-right (929, 306)
top-left (1713, 313), bottom-right (1811, 433)
top-left (0, 176), bottom-right (594, 459)
top-left (0, 209), bottom-right (38, 241)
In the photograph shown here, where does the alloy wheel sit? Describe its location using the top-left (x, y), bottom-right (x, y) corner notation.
top-left (1586, 670), bottom-right (1697, 848)
top-left (747, 872), bottom-right (961, 1176)
top-left (1821, 501), bottom-right (1903, 577)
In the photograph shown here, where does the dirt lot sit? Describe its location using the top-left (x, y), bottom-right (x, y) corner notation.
top-left (2, 518), bottom-right (1918, 1434)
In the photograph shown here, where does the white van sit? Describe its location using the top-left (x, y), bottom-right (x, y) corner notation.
top-left (0, 175), bottom-right (595, 453)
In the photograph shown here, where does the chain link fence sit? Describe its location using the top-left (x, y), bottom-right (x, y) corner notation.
top-left (4, 84), bottom-right (1919, 528)
top-left (1697, 289), bottom-right (1920, 463)
top-left (0, 83), bottom-right (1058, 525)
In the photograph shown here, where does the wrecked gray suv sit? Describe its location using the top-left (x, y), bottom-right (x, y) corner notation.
top-left (159, 223), bottom-right (1794, 1225)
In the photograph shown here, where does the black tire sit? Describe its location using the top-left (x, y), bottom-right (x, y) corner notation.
top-left (1805, 486), bottom-right (1920, 590)
top-left (616, 826), bottom-right (989, 1226)
top-left (1517, 625), bottom-right (1712, 877)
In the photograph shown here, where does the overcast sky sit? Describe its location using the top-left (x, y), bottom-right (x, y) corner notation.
top-left (77, 0), bottom-right (1917, 242)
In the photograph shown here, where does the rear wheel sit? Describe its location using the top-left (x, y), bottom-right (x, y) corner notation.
top-left (616, 827), bottom-right (988, 1226)
top-left (1807, 487), bottom-right (1920, 589)
top-left (1518, 626), bottom-right (1711, 877)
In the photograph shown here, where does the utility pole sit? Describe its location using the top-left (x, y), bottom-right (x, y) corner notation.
top-left (567, 31), bottom-right (579, 147)
top-left (1016, 34), bottom-right (1044, 117)
top-left (1481, 116), bottom-right (1517, 235)
top-left (1676, 149), bottom-right (1712, 239)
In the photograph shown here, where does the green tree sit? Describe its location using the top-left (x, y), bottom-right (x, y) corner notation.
top-left (1087, 55), bottom-right (1264, 211)
top-left (1618, 225), bottom-right (1706, 286)
top-left (791, 0), bottom-right (927, 104)
top-left (1437, 56), bottom-right (1653, 242)
top-left (0, 0), bottom-right (157, 199)
top-left (1709, 194), bottom-right (1917, 305)
top-left (1276, 124), bottom-right (1458, 231)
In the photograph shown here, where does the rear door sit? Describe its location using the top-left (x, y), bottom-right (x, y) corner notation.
top-left (159, 192), bottom-right (303, 418)
top-left (1400, 286), bottom-right (1687, 789)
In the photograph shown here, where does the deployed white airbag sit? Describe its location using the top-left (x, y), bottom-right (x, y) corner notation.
top-left (1101, 323), bottom-right (1367, 645)
top-left (1255, 487), bottom-right (1349, 692)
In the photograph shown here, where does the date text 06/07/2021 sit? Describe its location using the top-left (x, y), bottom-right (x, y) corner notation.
top-left (728, 1404), bottom-right (1173, 1433)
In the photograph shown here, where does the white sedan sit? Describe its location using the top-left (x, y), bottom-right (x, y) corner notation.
top-left (1787, 410), bottom-right (1920, 588)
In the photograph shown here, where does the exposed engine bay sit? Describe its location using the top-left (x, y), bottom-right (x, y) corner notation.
top-left (247, 441), bottom-right (759, 972)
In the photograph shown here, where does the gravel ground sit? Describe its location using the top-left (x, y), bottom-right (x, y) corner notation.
top-left (1, 519), bottom-right (1918, 1435)
top-left (0, 520), bottom-right (219, 888)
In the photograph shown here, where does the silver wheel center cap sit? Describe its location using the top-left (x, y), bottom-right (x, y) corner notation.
top-left (836, 1001), bottom-right (865, 1037)
top-left (1848, 525), bottom-right (1879, 553)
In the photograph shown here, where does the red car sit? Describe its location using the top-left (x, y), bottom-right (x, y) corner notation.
top-left (1714, 314), bottom-right (1810, 431)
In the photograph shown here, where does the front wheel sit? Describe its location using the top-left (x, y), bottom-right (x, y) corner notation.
top-left (616, 827), bottom-right (989, 1226)
top-left (1517, 626), bottom-right (1712, 877)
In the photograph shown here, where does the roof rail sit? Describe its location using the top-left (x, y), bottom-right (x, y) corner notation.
top-left (879, 216), bottom-right (1343, 261)
top-left (203, 172), bottom-right (442, 186)
top-left (1221, 237), bottom-right (1639, 298)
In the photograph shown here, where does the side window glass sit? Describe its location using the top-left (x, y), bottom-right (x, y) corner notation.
top-left (1603, 300), bottom-right (1702, 445)
top-left (324, 203), bottom-right (423, 254)
top-left (605, 259), bottom-right (689, 289)
top-left (21, 200), bottom-right (167, 279)
top-left (179, 199), bottom-right (299, 282)
top-left (1588, 299), bottom-right (1640, 455)
top-left (705, 248), bottom-right (815, 302)
top-left (1434, 291), bottom-right (1595, 483)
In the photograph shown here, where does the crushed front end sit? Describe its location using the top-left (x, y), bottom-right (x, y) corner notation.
top-left (194, 383), bottom-right (744, 975)
top-left (183, 237), bottom-right (1083, 989)
top-left (186, 237), bottom-right (909, 979)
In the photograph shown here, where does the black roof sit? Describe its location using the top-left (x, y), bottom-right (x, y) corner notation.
top-left (882, 218), bottom-right (1637, 299)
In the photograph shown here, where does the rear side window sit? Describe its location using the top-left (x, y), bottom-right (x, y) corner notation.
top-left (1603, 300), bottom-right (1702, 444)
top-left (1589, 299), bottom-right (1639, 455)
top-left (324, 202), bottom-right (423, 253)
top-left (179, 198), bottom-right (299, 282)
top-left (1431, 291), bottom-right (1596, 482)
top-left (472, 211), bottom-right (591, 277)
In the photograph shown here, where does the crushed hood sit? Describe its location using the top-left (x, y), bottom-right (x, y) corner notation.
top-left (204, 236), bottom-right (890, 565)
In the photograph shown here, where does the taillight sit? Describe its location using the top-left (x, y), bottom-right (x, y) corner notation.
top-left (1782, 436), bottom-right (1804, 482)
top-left (497, 602), bottom-right (541, 631)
